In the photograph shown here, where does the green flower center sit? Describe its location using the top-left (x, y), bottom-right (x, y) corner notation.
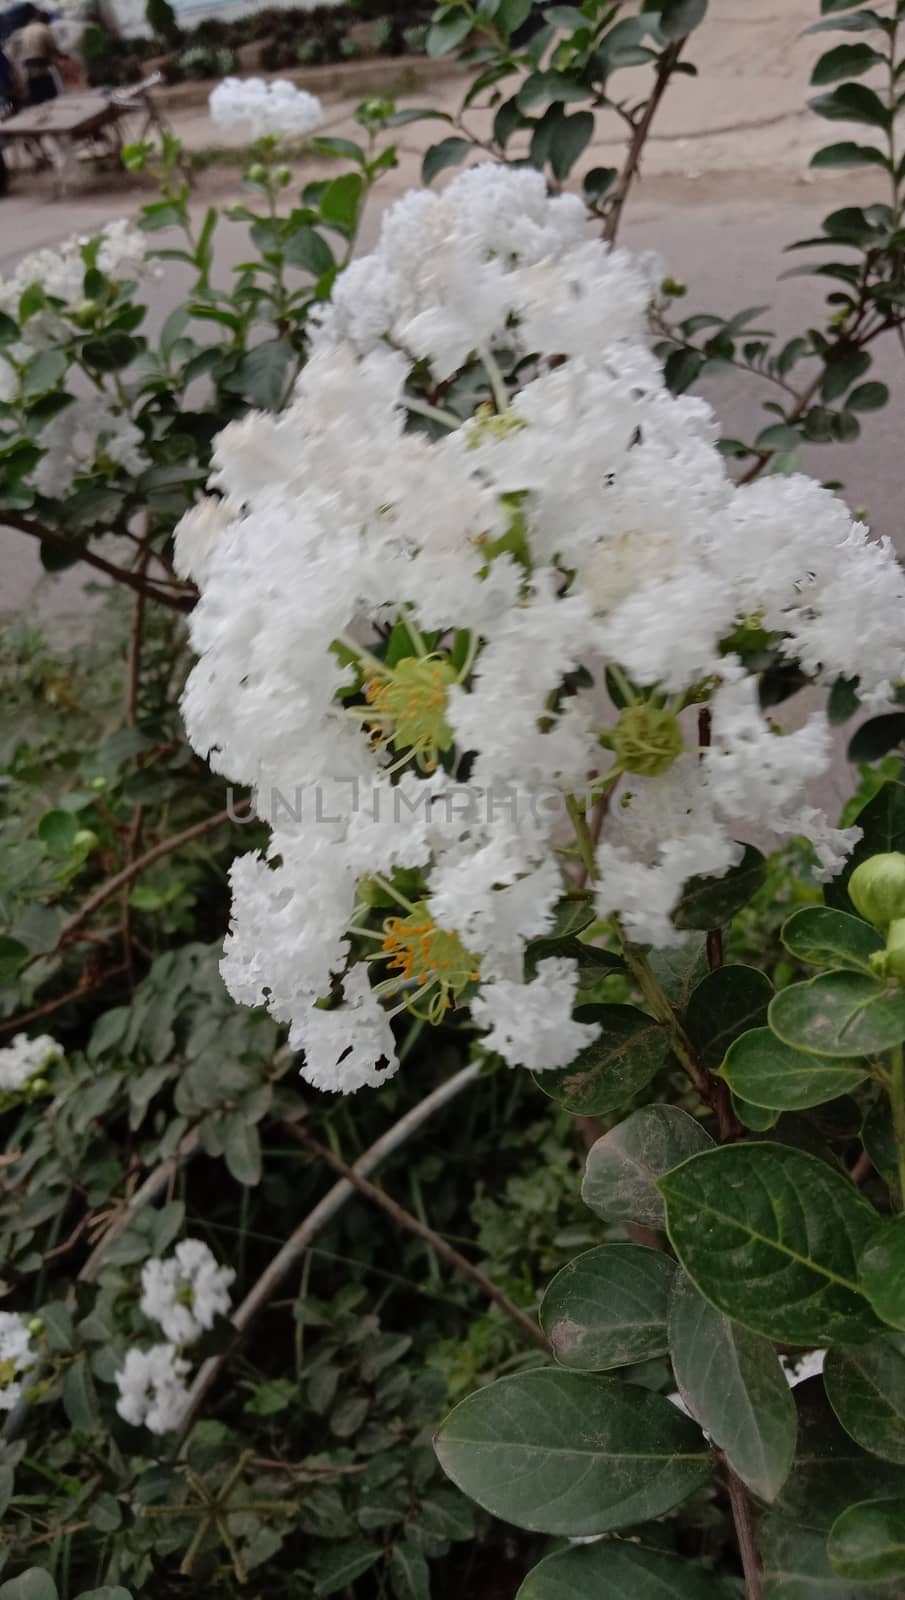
top-left (363, 656), bottom-right (456, 771)
top-left (611, 702), bottom-right (684, 777)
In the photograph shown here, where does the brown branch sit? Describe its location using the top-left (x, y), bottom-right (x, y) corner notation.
top-left (58, 804), bottom-right (244, 948)
top-left (0, 964), bottom-right (128, 1036)
top-left (604, 39), bottom-right (684, 244)
top-left (2, 512), bottom-right (197, 612)
top-left (724, 1463), bottom-right (763, 1600)
top-left (849, 1148), bottom-right (873, 1187)
top-left (126, 555), bottom-right (148, 725)
top-left (285, 1122), bottom-right (549, 1352)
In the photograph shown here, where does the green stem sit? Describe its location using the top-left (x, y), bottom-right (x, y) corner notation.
top-left (565, 794), bottom-right (598, 882)
top-left (889, 1041), bottom-right (905, 1209)
top-left (616, 925), bottom-right (710, 1100)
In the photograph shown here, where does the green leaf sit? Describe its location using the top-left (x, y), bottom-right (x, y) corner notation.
top-left (0, 1576), bottom-right (59, 1600)
top-left (660, 1143), bottom-right (883, 1344)
top-left (548, 111), bottom-right (595, 181)
top-left (533, 1005), bottom-right (669, 1116)
top-left (685, 965), bottom-right (773, 1070)
top-left (668, 1274), bottom-right (796, 1501)
top-left (226, 340), bottom-right (293, 411)
top-left (860, 1219), bottom-right (905, 1331)
top-left (824, 1340), bottom-right (905, 1463)
top-left (221, 1115), bottom-right (261, 1186)
top-left (659, 0), bottom-right (708, 39)
top-left (23, 350), bottom-right (67, 398)
top-left (37, 809), bottom-right (79, 859)
top-left (540, 1245), bottom-right (676, 1370)
top-left (319, 172), bottom-right (364, 236)
top-left (314, 1542), bottom-right (381, 1598)
top-left (81, 333), bottom-right (139, 371)
top-left (848, 715), bottom-right (905, 765)
top-left (516, 1542), bottom-right (731, 1600)
top-left (827, 777), bottom-right (905, 914)
top-left (809, 82), bottom-right (892, 127)
top-left (829, 1498), bottom-right (905, 1583)
top-left (389, 1541), bottom-right (430, 1600)
top-left (283, 225), bottom-right (334, 276)
top-left (76, 1590), bottom-right (132, 1600)
top-left (0, 311), bottom-right (18, 346)
top-left (720, 1028), bottom-right (869, 1110)
top-left (761, 1512), bottom-right (867, 1599)
top-left (777, 1377), bottom-right (905, 1534)
top-left (781, 906), bottom-right (883, 973)
top-left (0, 935), bottom-right (27, 982)
top-left (422, 137), bottom-right (471, 185)
top-left (769, 971), bottom-right (905, 1057)
top-left (671, 845), bottom-right (767, 931)
top-left (847, 380), bottom-right (890, 412)
top-left (63, 1357), bottom-right (100, 1432)
top-left (426, 11), bottom-right (473, 55)
top-left (732, 1092), bottom-right (780, 1130)
top-left (811, 140), bottom-right (890, 168)
top-left (812, 42), bottom-right (884, 82)
top-left (434, 1369), bottom-right (709, 1535)
top-left (497, 0), bottom-right (532, 35)
top-left (582, 1105), bottom-right (713, 1229)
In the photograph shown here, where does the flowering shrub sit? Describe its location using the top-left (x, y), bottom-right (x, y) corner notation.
top-left (3, 5), bottom-right (905, 1596)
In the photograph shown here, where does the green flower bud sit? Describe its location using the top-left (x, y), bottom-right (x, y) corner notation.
top-left (27, 1317), bottom-right (44, 1338)
top-left (29, 1077), bottom-right (49, 1095)
top-left (89, 776), bottom-right (107, 791)
top-left (275, 165), bottom-right (291, 187)
top-left (73, 828), bottom-right (99, 853)
top-left (661, 276), bottom-right (687, 298)
top-left (611, 702), bottom-right (684, 777)
top-left (247, 162), bottom-right (268, 184)
top-left (849, 852), bottom-right (905, 929)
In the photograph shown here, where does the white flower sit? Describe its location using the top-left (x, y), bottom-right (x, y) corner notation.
top-left (33, 397), bottom-right (147, 501)
top-left (140, 1239), bottom-right (235, 1345)
top-left (0, 1312), bottom-right (37, 1411)
top-left (209, 77), bottom-right (323, 140)
top-left (177, 164), bottom-right (903, 1087)
top-left (0, 1034), bottom-right (60, 1093)
top-left (114, 1343), bottom-right (191, 1434)
top-left (471, 958), bottom-right (600, 1071)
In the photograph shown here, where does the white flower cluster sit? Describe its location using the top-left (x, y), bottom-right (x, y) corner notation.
top-left (0, 1033), bottom-right (60, 1093)
top-left (115, 1239), bottom-right (233, 1435)
top-left (0, 1311), bottom-right (37, 1411)
top-left (177, 164), bottom-right (905, 1092)
top-left (209, 77), bottom-right (324, 140)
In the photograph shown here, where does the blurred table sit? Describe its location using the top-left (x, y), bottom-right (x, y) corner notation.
top-left (0, 81), bottom-right (165, 194)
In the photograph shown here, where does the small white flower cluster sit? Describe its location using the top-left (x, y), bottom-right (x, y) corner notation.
top-left (0, 1311), bottom-right (37, 1411)
top-left (0, 219), bottom-right (150, 486)
top-left (209, 77), bottom-right (324, 140)
top-left (114, 1239), bottom-right (234, 1436)
top-left (177, 164), bottom-right (905, 1092)
top-left (0, 1034), bottom-right (60, 1094)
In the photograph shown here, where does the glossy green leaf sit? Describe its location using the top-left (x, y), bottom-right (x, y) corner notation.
top-left (829, 1498), bottom-right (905, 1583)
top-left (720, 1027), bottom-right (869, 1110)
top-left (732, 1092), bottom-right (780, 1129)
top-left (426, 10), bottom-right (473, 55)
top-left (860, 1219), bottom-right (905, 1331)
top-left (389, 1541), bottom-right (430, 1600)
top-left (826, 777), bottom-right (905, 916)
top-left (434, 1369), bottom-right (710, 1535)
top-left (810, 140), bottom-right (890, 168)
top-left (781, 907), bottom-right (883, 973)
top-left (761, 1512), bottom-right (870, 1599)
top-left (770, 971), bottom-right (905, 1057)
top-left (225, 340), bottom-right (293, 411)
top-left (283, 224), bottom-right (334, 276)
top-left (540, 1245), bottom-right (676, 1370)
top-left (659, 0), bottom-right (708, 39)
top-left (534, 1005), bottom-right (669, 1116)
top-left (582, 1105), bottom-right (713, 1229)
top-left (809, 82), bottom-right (891, 128)
top-left (319, 173), bottom-right (364, 236)
top-left (81, 333), bottom-right (139, 372)
top-left (848, 715), bottom-right (905, 764)
top-left (660, 1143), bottom-right (882, 1344)
top-left (516, 1541), bottom-right (730, 1600)
top-left (671, 845), bottom-right (766, 931)
top-left (824, 1340), bottom-right (905, 1463)
top-left (847, 381), bottom-right (890, 413)
top-left (37, 809), bottom-right (79, 859)
top-left (422, 137), bottom-right (471, 186)
top-left (811, 42), bottom-right (884, 82)
top-left (686, 965), bottom-right (773, 1069)
top-left (668, 1274), bottom-right (797, 1501)
top-left (777, 1377), bottom-right (905, 1534)
top-left (0, 1574), bottom-right (59, 1600)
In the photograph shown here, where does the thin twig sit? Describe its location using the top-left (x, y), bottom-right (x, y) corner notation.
top-left (126, 556), bottom-right (148, 726)
top-left (724, 1463), bottom-right (763, 1600)
top-left (284, 1122), bottom-right (548, 1352)
top-left (2, 512), bottom-right (196, 612)
top-left (175, 1061), bottom-right (484, 1444)
top-left (604, 40), bottom-right (684, 244)
top-left (0, 964), bottom-right (128, 1036)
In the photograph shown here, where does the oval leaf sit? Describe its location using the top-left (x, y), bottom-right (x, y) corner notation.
top-left (434, 1369), bottom-right (709, 1535)
top-left (540, 1245), bottom-right (676, 1371)
top-left (516, 1541), bottom-right (730, 1600)
top-left (860, 1218), bottom-right (905, 1331)
top-left (777, 1376), bottom-right (905, 1535)
top-left (582, 1106), bottom-right (713, 1229)
top-left (534, 1006), bottom-right (669, 1116)
top-left (668, 1275), bottom-right (797, 1502)
top-left (781, 907), bottom-right (883, 973)
top-left (824, 1340), bottom-right (905, 1464)
top-left (769, 971), bottom-right (905, 1057)
top-left (720, 1027), bottom-right (869, 1110)
top-left (686, 965), bottom-right (772, 1070)
top-left (659, 1143), bottom-right (882, 1344)
top-left (829, 1497), bottom-right (905, 1583)
top-left (671, 844), bottom-right (766, 932)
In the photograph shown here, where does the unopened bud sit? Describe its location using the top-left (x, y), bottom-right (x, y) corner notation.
top-left (274, 165), bottom-right (291, 187)
top-left (612, 702), bottom-right (684, 777)
top-left (849, 853), bottom-right (905, 930)
top-left (247, 162), bottom-right (268, 184)
top-left (661, 276), bottom-right (686, 298)
top-left (27, 1317), bottom-right (44, 1338)
top-left (73, 828), bottom-right (99, 853)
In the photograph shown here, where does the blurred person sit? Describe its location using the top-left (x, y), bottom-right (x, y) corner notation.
top-left (17, 8), bottom-right (61, 103)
